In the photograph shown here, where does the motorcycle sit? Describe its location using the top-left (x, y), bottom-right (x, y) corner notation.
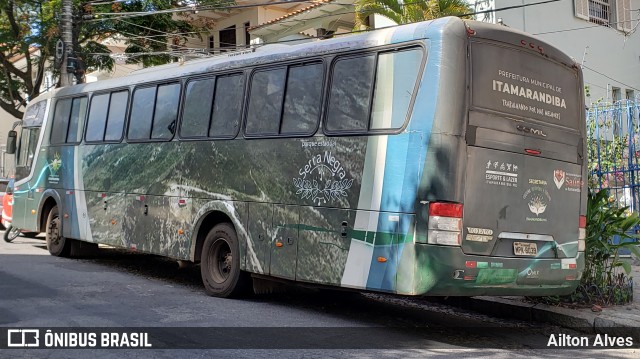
top-left (3, 225), bottom-right (20, 243)
top-left (2, 179), bottom-right (38, 242)
top-left (2, 181), bottom-right (19, 242)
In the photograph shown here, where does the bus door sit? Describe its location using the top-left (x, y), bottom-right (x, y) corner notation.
top-left (247, 203), bottom-right (298, 279)
top-left (247, 203), bottom-right (272, 275)
top-left (271, 204), bottom-right (298, 279)
top-left (12, 125), bottom-right (42, 231)
top-left (296, 207), bottom-right (355, 287)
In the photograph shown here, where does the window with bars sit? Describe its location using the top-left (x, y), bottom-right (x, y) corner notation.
top-left (575, 0), bottom-right (632, 31)
top-left (589, 0), bottom-right (610, 24)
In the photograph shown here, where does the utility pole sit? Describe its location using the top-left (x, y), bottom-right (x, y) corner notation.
top-left (59, 0), bottom-right (73, 87)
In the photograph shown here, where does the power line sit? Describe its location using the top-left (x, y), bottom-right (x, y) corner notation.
top-left (85, 0), bottom-right (317, 21)
top-left (86, 0), bottom-right (564, 22)
top-left (533, 18), bottom-right (639, 35)
top-left (582, 65), bottom-right (640, 92)
top-left (458, 0), bottom-right (563, 18)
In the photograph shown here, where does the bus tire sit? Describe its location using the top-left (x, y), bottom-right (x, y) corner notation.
top-left (200, 223), bottom-right (250, 298)
top-left (46, 206), bottom-right (71, 257)
top-left (4, 225), bottom-right (20, 242)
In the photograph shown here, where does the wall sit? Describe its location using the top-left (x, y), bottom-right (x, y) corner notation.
top-left (486, 0), bottom-right (640, 104)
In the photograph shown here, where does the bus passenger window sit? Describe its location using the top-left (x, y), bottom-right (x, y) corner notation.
top-left (246, 68), bottom-right (286, 135)
top-left (210, 74), bottom-right (243, 138)
top-left (25, 128), bottom-right (40, 167)
top-left (104, 91), bottom-right (128, 141)
top-left (281, 63), bottom-right (323, 134)
top-left (66, 97), bottom-right (87, 143)
top-left (370, 49), bottom-right (421, 130)
top-left (152, 83), bottom-right (180, 140)
top-left (182, 78), bottom-right (215, 138)
top-left (326, 55), bottom-right (375, 132)
top-left (128, 86), bottom-right (156, 140)
top-left (50, 99), bottom-right (72, 144)
top-left (86, 94), bottom-right (109, 142)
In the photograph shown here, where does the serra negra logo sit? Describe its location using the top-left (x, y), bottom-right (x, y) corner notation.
top-left (49, 152), bottom-right (62, 175)
top-left (294, 151), bottom-right (354, 205)
top-left (47, 152), bottom-right (62, 184)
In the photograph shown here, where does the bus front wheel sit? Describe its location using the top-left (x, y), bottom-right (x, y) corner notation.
top-left (200, 223), bottom-right (250, 298)
top-left (46, 206), bottom-right (71, 257)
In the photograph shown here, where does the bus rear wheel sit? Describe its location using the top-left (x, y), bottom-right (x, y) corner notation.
top-left (200, 223), bottom-right (250, 298)
top-left (46, 206), bottom-right (71, 257)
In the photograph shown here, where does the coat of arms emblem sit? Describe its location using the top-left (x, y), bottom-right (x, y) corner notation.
top-left (553, 169), bottom-right (565, 189)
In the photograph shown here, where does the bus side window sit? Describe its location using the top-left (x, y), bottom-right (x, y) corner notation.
top-left (104, 91), bottom-right (128, 141)
top-left (151, 83), bottom-right (180, 140)
top-left (128, 86), bottom-right (156, 141)
top-left (245, 62), bottom-right (323, 137)
top-left (66, 97), bottom-right (87, 143)
top-left (51, 97), bottom-right (87, 145)
top-left (86, 94), bottom-right (109, 142)
top-left (326, 55), bottom-right (376, 132)
top-left (50, 99), bottom-right (72, 144)
top-left (87, 91), bottom-right (129, 142)
top-left (182, 78), bottom-right (215, 138)
top-left (25, 128), bottom-right (40, 167)
top-left (16, 129), bottom-right (29, 166)
top-left (281, 63), bottom-right (323, 135)
top-left (210, 74), bottom-right (244, 138)
top-left (16, 127), bottom-right (41, 169)
top-left (370, 49), bottom-right (422, 130)
top-left (326, 47), bottom-right (423, 134)
top-left (246, 68), bottom-right (286, 136)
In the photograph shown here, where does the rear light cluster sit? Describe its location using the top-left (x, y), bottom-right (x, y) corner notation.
top-left (426, 202), bottom-right (463, 246)
top-left (578, 215), bottom-right (586, 251)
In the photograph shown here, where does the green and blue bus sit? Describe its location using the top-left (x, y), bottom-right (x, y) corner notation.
top-left (7, 17), bottom-right (587, 297)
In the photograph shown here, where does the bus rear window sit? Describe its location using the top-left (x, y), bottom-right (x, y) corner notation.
top-left (471, 42), bottom-right (580, 129)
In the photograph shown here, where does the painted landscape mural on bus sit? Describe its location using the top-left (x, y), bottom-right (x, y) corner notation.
top-left (79, 135), bottom-right (379, 286)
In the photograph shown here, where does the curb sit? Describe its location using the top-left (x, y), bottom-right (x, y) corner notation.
top-left (439, 296), bottom-right (630, 334)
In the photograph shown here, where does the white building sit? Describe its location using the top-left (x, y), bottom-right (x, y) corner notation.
top-left (183, 0), bottom-right (357, 51)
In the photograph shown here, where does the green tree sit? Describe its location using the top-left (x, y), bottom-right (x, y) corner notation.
top-left (0, 0), bottom-right (54, 118)
top-left (0, 0), bottom-right (226, 119)
top-left (354, 0), bottom-right (474, 29)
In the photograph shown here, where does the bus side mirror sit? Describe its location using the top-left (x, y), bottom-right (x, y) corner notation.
top-left (6, 130), bottom-right (17, 154)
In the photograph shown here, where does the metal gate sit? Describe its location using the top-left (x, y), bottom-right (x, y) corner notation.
top-left (587, 100), bottom-right (640, 213)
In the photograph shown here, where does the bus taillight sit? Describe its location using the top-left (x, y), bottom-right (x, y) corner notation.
top-left (578, 215), bottom-right (586, 251)
top-left (426, 202), bottom-right (463, 246)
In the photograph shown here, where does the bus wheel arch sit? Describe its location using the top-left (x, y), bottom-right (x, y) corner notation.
top-left (193, 210), bottom-right (234, 264)
top-left (39, 196), bottom-right (58, 233)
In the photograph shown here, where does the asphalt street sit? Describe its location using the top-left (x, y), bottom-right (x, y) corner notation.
top-left (0, 233), bottom-right (636, 358)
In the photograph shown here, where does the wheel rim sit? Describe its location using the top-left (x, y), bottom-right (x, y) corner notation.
top-left (8, 226), bottom-right (20, 240)
top-left (207, 238), bottom-right (232, 284)
top-left (47, 215), bottom-right (61, 247)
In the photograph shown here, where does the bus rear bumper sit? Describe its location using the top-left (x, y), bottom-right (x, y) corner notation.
top-left (403, 245), bottom-right (585, 296)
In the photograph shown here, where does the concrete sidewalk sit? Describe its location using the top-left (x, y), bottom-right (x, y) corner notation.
top-left (446, 261), bottom-right (639, 333)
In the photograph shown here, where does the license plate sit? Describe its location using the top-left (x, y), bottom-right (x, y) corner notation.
top-left (513, 242), bottom-right (538, 256)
